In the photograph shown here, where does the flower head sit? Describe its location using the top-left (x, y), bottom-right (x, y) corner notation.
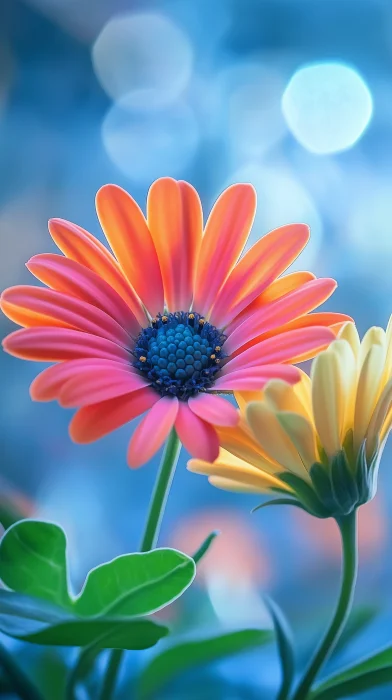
top-left (1, 178), bottom-right (348, 467)
top-left (189, 320), bottom-right (392, 518)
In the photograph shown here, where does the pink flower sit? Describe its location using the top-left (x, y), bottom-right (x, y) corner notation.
top-left (1, 178), bottom-right (349, 467)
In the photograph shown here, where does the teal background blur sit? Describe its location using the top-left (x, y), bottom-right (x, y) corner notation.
top-left (1, 0), bottom-right (392, 697)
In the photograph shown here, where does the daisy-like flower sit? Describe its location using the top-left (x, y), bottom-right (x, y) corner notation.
top-left (189, 320), bottom-right (392, 518)
top-left (1, 178), bottom-right (349, 467)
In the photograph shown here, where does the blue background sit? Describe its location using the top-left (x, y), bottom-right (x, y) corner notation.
top-left (1, 0), bottom-right (392, 697)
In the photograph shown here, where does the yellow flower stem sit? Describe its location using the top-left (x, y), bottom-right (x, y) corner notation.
top-left (99, 429), bottom-right (182, 700)
top-left (291, 510), bottom-right (358, 700)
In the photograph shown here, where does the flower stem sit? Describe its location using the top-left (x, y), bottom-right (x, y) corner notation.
top-left (98, 429), bottom-right (182, 700)
top-left (291, 510), bottom-right (358, 700)
top-left (98, 649), bottom-right (123, 700)
top-left (139, 428), bottom-right (182, 552)
top-left (0, 640), bottom-right (45, 700)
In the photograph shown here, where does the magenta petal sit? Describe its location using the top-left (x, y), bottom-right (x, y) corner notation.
top-left (59, 368), bottom-right (150, 408)
top-left (30, 358), bottom-right (133, 402)
top-left (175, 402), bottom-right (219, 461)
top-left (188, 393), bottom-right (239, 427)
top-left (214, 364), bottom-right (300, 390)
top-left (127, 396), bottom-right (179, 468)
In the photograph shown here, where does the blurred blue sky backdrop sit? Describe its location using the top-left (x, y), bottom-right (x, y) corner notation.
top-left (1, 1), bottom-right (392, 696)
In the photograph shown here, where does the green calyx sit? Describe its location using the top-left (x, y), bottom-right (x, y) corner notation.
top-left (271, 436), bottom-right (381, 519)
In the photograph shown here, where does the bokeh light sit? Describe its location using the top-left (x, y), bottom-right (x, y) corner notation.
top-left (221, 61), bottom-right (288, 159)
top-left (282, 62), bottom-right (373, 154)
top-left (92, 12), bottom-right (193, 109)
top-left (102, 98), bottom-right (199, 182)
top-left (227, 163), bottom-right (323, 272)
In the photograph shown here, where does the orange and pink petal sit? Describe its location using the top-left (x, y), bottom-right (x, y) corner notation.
top-left (175, 402), bottom-right (219, 462)
top-left (3, 327), bottom-right (131, 362)
top-left (224, 326), bottom-right (335, 374)
top-left (30, 358), bottom-right (133, 402)
top-left (48, 218), bottom-right (146, 326)
top-left (193, 184), bottom-right (256, 317)
top-left (225, 278), bottom-right (337, 354)
top-left (69, 387), bottom-right (159, 443)
top-left (147, 178), bottom-right (202, 312)
top-left (1, 286), bottom-right (132, 348)
top-left (27, 254), bottom-right (140, 337)
top-left (188, 393), bottom-right (239, 427)
top-left (210, 223), bottom-right (310, 329)
top-left (96, 184), bottom-right (164, 316)
top-left (127, 397), bottom-right (179, 468)
top-left (214, 364), bottom-right (300, 391)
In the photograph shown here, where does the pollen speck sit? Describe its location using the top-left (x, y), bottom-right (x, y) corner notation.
top-left (140, 355), bottom-right (147, 362)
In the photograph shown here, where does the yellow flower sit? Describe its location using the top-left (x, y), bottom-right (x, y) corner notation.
top-left (188, 319), bottom-right (392, 518)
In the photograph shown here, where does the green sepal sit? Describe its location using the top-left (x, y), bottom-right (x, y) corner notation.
top-left (330, 451), bottom-right (358, 515)
top-left (277, 473), bottom-right (329, 518)
top-left (252, 498), bottom-right (310, 514)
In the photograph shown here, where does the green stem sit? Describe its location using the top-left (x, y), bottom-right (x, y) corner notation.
top-left (0, 640), bottom-right (45, 700)
top-left (139, 428), bottom-right (182, 552)
top-left (291, 510), bottom-right (358, 700)
top-left (98, 649), bottom-right (123, 700)
top-left (97, 429), bottom-right (181, 700)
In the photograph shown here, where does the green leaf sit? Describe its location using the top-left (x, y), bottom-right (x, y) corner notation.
top-left (192, 530), bottom-right (219, 564)
top-left (0, 590), bottom-right (168, 650)
top-left (333, 605), bottom-right (378, 656)
top-left (0, 520), bottom-right (196, 618)
top-left (0, 520), bottom-right (72, 609)
top-left (264, 595), bottom-right (295, 700)
top-left (136, 628), bottom-right (273, 699)
top-left (311, 644), bottom-right (392, 699)
top-left (74, 548), bottom-right (195, 617)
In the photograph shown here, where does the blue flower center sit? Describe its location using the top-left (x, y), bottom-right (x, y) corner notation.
top-left (133, 312), bottom-right (227, 400)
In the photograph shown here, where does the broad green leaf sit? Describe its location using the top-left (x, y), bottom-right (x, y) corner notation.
top-left (312, 644), bottom-right (392, 699)
top-left (264, 595), bottom-right (294, 700)
top-left (74, 548), bottom-right (196, 617)
top-left (0, 590), bottom-right (168, 650)
top-left (333, 605), bottom-right (378, 656)
top-left (0, 520), bottom-right (196, 618)
top-left (137, 628), bottom-right (273, 698)
top-left (0, 520), bottom-right (72, 609)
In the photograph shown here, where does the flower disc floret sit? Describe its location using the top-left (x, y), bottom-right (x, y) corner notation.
top-left (133, 312), bottom-right (227, 400)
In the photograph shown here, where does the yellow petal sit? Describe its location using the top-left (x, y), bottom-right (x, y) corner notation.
top-left (234, 390), bottom-right (264, 415)
top-left (338, 322), bottom-right (360, 360)
top-left (366, 377), bottom-right (392, 459)
top-left (292, 370), bottom-right (313, 418)
top-left (208, 475), bottom-right (290, 494)
top-left (381, 405), bottom-right (392, 443)
top-left (217, 421), bottom-right (280, 474)
top-left (264, 376), bottom-right (312, 420)
top-left (332, 339), bottom-right (357, 437)
top-left (276, 411), bottom-right (318, 470)
top-left (358, 327), bottom-right (385, 368)
top-left (311, 349), bottom-right (343, 458)
top-left (382, 315), bottom-right (392, 385)
top-left (246, 402), bottom-right (310, 479)
top-left (187, 452), bottom-right (288, 493)
top-left (354, 342), bottom-right (387, 452)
